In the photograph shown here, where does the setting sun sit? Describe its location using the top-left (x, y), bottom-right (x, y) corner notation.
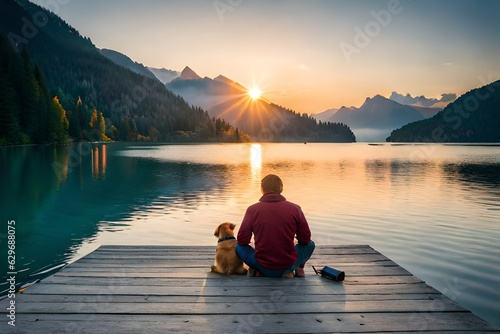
top-left (248, 87), bottom-right (262, 100)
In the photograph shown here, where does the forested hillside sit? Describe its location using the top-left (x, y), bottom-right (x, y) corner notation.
top-left (387, 80), bottom-right (500, 142)
top-left (0, 0), bottom-right (244, 144)
top-left (167, 66), bottom-right (357, 142)
top-left (268, 103), bottom-right (356, 142)
top-left (0, 35), bottom-right (68, 145)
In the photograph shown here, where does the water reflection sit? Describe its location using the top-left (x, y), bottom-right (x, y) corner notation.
top-left (442, 163), bottom-right (500, 187)
top-left (0, 143), bottom-right (231, 293)
top-left (92, 145), bottom-right (107, 180)
top-left (0, 144), bottom-right (99, 292)
top-left (250, 144), bottom-right (262, 182)
top-left (364, 159), bottom-right (389, 183)
top-left (0, 145), bottom-right (70, 224)
top-left (441, 163), bottom-right (500, 210)
top-left (1, 143), bottom-right (499, 327)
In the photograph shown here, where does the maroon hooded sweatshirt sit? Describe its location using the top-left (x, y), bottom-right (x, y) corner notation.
top-left (237, 192), bottom-right (312, 269)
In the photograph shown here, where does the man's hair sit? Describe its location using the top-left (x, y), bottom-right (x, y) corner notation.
top-left (261, 174), bottom-right (283, 194)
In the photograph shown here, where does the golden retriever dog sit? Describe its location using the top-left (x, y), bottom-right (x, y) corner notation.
top-left (211, 222), bottom-right (247, 275)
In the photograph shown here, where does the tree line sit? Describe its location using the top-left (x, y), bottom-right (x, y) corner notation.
top-left (0, 36), bottom-right (69, 145)
top-left (387, 80), bottom-right (500, 142)
top-left (269, 104), bottom-right (356, 142)
top-left (0, 0), bottom-right (247, 145)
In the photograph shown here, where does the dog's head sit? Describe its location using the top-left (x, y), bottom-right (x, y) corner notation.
top-left (214, 222), bottom-right (236, 238)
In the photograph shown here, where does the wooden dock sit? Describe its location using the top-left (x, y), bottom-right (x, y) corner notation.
top-left (2, 245), bottom-right (499, 333)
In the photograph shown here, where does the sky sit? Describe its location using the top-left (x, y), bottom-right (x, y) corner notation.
top-left (31, 0), bottom-right (500, 114)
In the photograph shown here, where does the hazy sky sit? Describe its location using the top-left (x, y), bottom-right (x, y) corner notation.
top-left (32, 0), bottom-right (500, 113)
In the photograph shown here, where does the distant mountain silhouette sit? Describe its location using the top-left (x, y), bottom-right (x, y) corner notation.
top-left (214, 74), bottom-right (239, 85)
top-left (390, 91), bottom-right (456, 108)
top-left (329, 95), bottom-right (425, 129)
top-left (325, 95), bottom-right (424, 141)
top-left (0, 0), bottom-right (243, 142)
top-left (100, 48), bottom-right (158, 80)
top-left (312, 108), bottom-right (338, 122)
top-left (166, 66), bottom-right (248, 110)
top-left (179, 66), bottom-right (202, 80)
top-left (410, 105), bottom-right (442, 118)
top-left (166, 67), bottom-right (355, 142)
top-left (147, 67), bottom-right (179, 84)
top-left (211, 97), bottom-right (356, 142)
top-left (387, 80), bottom-right (500, 142)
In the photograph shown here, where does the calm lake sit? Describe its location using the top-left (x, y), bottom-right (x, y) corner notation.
top-left (1, 142), bottom-right (499, 326)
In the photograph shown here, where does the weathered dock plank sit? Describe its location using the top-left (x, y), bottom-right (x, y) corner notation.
top-left (1, 245), bottom-right (498, 334)
top-left (40, 274), bottom-right (423, 286)
top-left (15, 299), bottom-right (467, 314)
top-left (5, 313), bottom-right (499, 334)
top-left (17, 282), bottom-right (442, 297)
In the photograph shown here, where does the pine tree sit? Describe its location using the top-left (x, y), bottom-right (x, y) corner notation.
top-left (33, 65), bottom-right (52, 143)
top-left (0, 70), bottom-right (21, 144)
top-left (51, 96), bottom-right (69, 143)
top-left (88, 109), bottom-right (101, 141)
top-left (18, 50), bottom-right (39, 141)
top-left (98, 111), bottom-right (109, 141)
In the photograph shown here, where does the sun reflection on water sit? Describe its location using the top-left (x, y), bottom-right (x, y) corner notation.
top-left (250, 143), bottom-right (262, 181)
top-left (92, 145), bottom-right (108, 180)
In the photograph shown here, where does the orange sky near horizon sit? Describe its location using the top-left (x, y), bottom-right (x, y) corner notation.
top-left (30, 0), bottom-right (500, 114)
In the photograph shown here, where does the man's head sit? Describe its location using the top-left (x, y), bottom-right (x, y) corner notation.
top-left (261, 174), bottom-right (283, 194)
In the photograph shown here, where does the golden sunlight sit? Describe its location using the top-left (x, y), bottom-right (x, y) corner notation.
top-left (250, 143), bottom-right (262, 181)
top-left (250, 143), bottom-right (262, 169)
top-left (248, 87), bottom-right (263, 100)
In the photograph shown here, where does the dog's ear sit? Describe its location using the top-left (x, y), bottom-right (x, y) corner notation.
top-left (213, 225), bottom-right (220, 237)
top-left (229, 223), bottom-right (236, 230)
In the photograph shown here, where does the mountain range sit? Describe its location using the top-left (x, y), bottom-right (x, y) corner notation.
top-left (310, 92), bottom-right (447, 141)
top-left (147, 67), bottom-right (179, 84)
top-left (100, 48), bottom-right (450, 142)
top-left (0, 0), bottom-right (243, 143)
top-left (389, 91), bottom-right (457, 109)
top-left (322, 96), bottom-right (428, 141)
top-left (2, 0), bottom-right (497, 144)
top-left (166, 66), bottom-right (248, 111)
top-left (98, 48), bottom-right (356, 142)
top-left (100, 48), bottom-right (180, 85)
top-left (313, 108), bottom-right (339, 122)
top-left (164, 66), bottom-right (355, 142)
top-left (100, 48), bottom-right (158, 81)
top-left (0, 0), bottom-right (355, 143)
top-left (387, 80), bottom-right (500, 142)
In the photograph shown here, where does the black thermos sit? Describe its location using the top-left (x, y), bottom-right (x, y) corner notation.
top-left (313, 266), bottom-right (345, 281)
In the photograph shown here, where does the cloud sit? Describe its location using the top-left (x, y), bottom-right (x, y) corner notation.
top-left (389, 91), bottom-right (457, 108)
top-left (439, 93), bottom-right (456, 103)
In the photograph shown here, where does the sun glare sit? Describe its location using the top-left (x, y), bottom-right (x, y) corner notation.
top-left (248, 87), bottom-right (262, 100)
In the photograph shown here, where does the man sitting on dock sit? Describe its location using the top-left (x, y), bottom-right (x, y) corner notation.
top-left (236, 174), bottom-right (315, 278)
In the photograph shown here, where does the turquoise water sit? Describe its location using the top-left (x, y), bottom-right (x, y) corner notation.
top-left (1, 142), bottom-right (499, 326)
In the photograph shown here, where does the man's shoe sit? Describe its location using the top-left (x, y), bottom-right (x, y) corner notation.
top-left (282, 272), bottom-right (294, 278)
top-left (295, 267), bottom-right (305, 277)
top-left (248, 268), bottom-right (261, 277)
